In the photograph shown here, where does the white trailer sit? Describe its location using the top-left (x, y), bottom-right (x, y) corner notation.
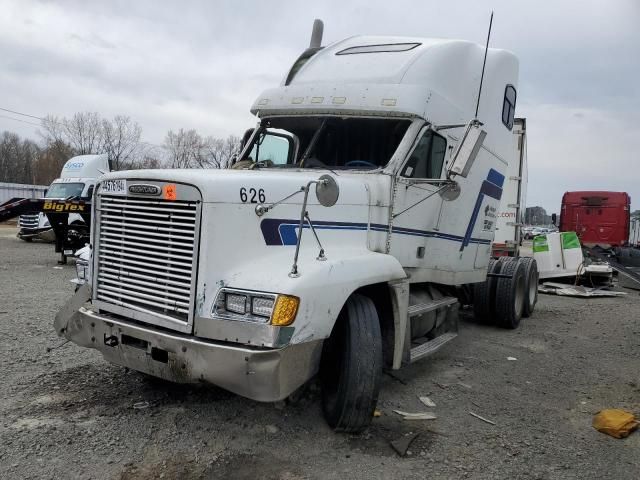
top-left (55, 21), bottom-right (538, 432)
top-left (630, 217), bottom-right (640, 247)
top-left (0, 182), bottom-right (48, 204)
top-left (491, 117), bottom-right (527, 256)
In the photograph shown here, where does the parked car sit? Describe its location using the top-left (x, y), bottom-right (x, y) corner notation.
top-left (524, 227), bottom-right (544, 239)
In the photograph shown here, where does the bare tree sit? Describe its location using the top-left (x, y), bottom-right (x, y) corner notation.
top-left (164, 129), bottom-right (203, 168)
top-left (40, 112), bottom-right (104, 157)
top-left (62, 112), bottom-right (104, 154)
top-left (0, 131), bottom-right (41, 184)
top-left (201, 134), bottom-right (241, 168)
top-left (102, 115), bottom-right (142, 170)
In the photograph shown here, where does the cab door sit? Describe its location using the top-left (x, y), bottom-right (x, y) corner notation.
top-left (389, 127), bottom-right (449, 267)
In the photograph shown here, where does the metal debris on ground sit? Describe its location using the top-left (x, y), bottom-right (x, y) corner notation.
top-left (373, 409), bottom-right (382, 417)
top-left (507, 357), bottom-right (517, 361)
top-left (419, 396), bottom-right (436, 408)
top-left (539, 282), bottom-right (627, 298)
top-left (132, 401), bottom-right (157, 410)
top-left (393, 410), bottom-right (437, 420)
top-left (390, 433), bottom-right (420, 457)
top-left (469, 411), bottom-right (496, 425)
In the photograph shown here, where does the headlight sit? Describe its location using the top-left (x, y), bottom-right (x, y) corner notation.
top-left (213, 288), bottom-right (299, 326)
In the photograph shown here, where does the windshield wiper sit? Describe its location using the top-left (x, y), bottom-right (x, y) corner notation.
top-left (300, 119), bottom-right (327, 166)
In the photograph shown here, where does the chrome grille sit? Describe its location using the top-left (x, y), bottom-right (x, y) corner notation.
top-left (94, 188), bottom-right (201, 329)
top-left (20, 213), bottom-right (40, 229)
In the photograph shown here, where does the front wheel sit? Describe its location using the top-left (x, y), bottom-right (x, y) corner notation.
top-left (321, 294), bottom-right (382, 433)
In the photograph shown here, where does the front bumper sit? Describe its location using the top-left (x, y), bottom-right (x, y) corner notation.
top-left (55, 287), bottom-right (322, 402)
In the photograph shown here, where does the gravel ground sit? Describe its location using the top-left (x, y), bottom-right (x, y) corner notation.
top-left (1, 225), bottom-right (639, 480)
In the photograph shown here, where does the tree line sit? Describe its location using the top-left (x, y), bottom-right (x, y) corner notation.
top-left (0, 111), bottom-right (241, 185)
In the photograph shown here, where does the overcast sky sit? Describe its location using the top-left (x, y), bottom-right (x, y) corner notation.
top-left (1, 0), bottom-right (638, 212)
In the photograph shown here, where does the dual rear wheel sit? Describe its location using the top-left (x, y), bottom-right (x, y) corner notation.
top-left (473, 256), bottom-right (538, 329)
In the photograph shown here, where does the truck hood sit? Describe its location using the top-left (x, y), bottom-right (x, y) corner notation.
top-left (98, 168), bottom-right (392, 207)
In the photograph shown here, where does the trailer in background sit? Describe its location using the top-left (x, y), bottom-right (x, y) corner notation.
top-left (559, 191), bottom-right (630, 249)
top-left (491, 117), bottom-right (526, 257)
top-left (0, 182), bottom-right (48, 205)
top-left (630, 217), bottom-right (640, 248)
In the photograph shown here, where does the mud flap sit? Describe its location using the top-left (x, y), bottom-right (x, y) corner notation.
top-left (54, 283), bottom-right (91, 336)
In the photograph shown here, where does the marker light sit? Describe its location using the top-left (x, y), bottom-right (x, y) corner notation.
top-left (271, 295), bottom-right (299, 326)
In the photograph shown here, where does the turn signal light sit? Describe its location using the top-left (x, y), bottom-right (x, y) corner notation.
top-left (271, 295), bottom-right (299, 326)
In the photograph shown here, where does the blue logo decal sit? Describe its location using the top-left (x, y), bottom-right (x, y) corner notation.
top-left (459, 168), bottom-right (504, 251)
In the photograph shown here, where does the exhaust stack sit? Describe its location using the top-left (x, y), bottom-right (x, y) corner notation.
top-left (309, 19), bottom-right (324, 48)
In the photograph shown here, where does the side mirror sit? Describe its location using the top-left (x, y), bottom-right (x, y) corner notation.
top-left (447, 121), bottom-right (487, 178)
top-left (316, 174), bottom-right (339, 207)
top-left (551, 213), bottom-right (557, 226)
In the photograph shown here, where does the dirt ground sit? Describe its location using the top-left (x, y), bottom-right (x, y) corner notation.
top-left (1, 225), bottom-right (639, 480)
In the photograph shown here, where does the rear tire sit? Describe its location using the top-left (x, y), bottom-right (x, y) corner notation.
top-left (321, 294), bottom-right (382, 433)
top-left (473, 258), bottom-right (501, 324)
top-left (495, 259), bottom-right (526, 329)
top-left (518, 257), bottom-right (539, 317)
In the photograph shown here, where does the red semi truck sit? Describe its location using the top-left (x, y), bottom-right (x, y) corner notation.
top-left (559, 191), bottom-right (631, 249)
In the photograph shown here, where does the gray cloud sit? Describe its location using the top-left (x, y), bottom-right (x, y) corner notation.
top-left (1, 0), bottom-right (638, 211)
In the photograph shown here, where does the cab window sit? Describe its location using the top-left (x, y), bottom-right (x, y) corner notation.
top-left (248, 132), bottom-right (291, 166)
top-left (502, 85), bottom-right (517, 130)
top-left (401, 130), bottom-right (447, 179)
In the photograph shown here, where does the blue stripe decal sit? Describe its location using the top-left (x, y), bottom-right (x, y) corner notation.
top-left (459, 169), bottom-right (504, 251)
top-left (260, 168), bottom-right (503, 249)
top-left (487, 168), bottom-right (505, 188)
top-left (260, 218), bottom-right (491, 247)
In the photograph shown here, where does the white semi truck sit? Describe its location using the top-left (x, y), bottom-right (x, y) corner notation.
top-left (55, 21), bottom-right (537, 432)
top-left (19, 154), bottom-right (108, 252)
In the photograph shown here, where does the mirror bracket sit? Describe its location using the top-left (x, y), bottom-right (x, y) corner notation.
top-left (289, 175), bottom-right (339, 277)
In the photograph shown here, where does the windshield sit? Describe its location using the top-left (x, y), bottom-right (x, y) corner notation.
top-left (240, 117), bottom-right (410, 170)
top-left (46, 182), bottom-right (85, 198)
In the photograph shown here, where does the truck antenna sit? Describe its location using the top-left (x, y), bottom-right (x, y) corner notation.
top-left (474, 11), bottom-right (494, 120)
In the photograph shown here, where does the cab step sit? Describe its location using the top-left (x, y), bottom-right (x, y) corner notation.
top-left (408, 296), bottom-right (458, 317)
top-left (409, 332), bottom-right (458, 363)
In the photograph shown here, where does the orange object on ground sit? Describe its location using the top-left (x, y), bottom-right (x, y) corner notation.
top-left (592, 409), bottom-right (639, 438)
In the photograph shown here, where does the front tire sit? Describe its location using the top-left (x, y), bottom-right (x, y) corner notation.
top-left (321, 294), bottom-right (382, 433)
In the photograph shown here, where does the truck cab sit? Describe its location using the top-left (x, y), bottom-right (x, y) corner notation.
top-left (55, 24), bottom-right (534, 432)
top-left (19, 154), bottom-right (108, 247)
